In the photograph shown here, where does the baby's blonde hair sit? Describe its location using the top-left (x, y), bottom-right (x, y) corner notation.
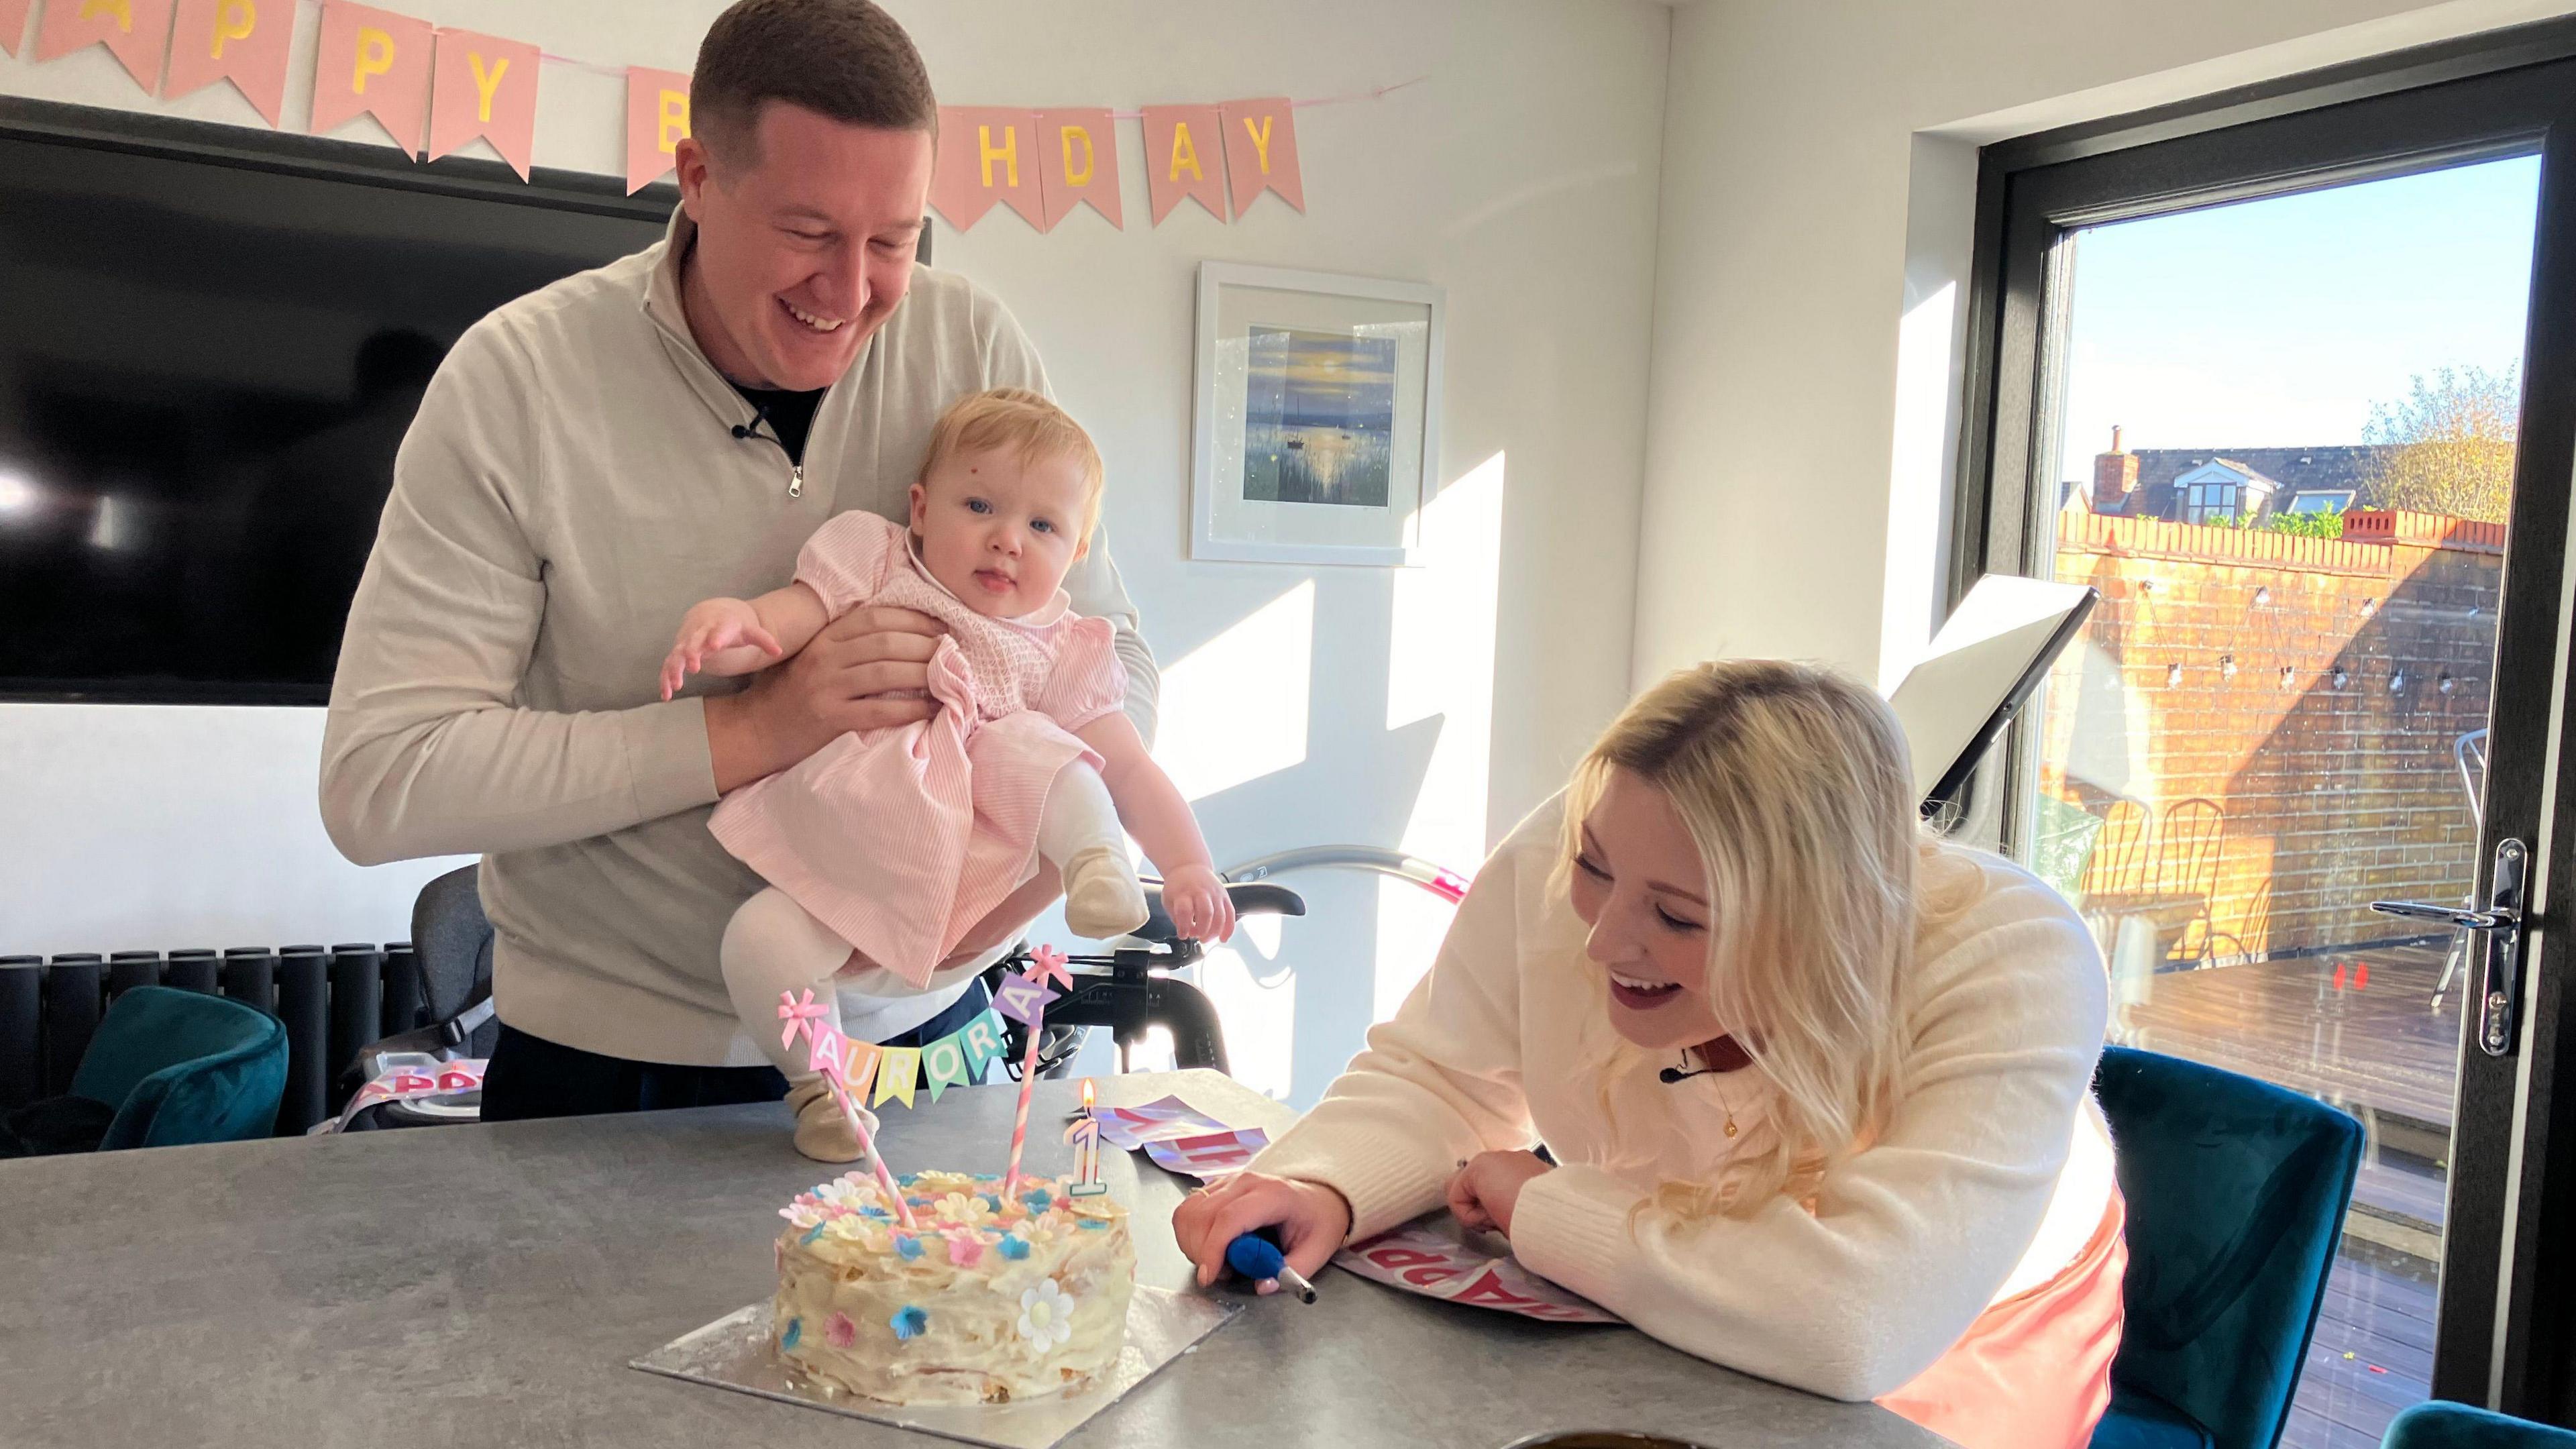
top-left (919, 387), bottom-right (1107, 544)
top-left (1563, 659), bottom-right (1927, 1219)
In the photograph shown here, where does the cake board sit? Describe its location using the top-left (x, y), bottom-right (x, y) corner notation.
top-left (631, 1285), bottom-right (1238, 1448)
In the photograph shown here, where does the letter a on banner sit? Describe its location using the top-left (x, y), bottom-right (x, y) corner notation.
top-left (1141, 105), bottom-right (1229, 225)
top-left (429, 28), bottom-right (541, 179)
top-left (36, 0), bottom-right (177, 93)
top-left (1, 0), bottom-right (37, 59)
top-left (309, 1), bottom-right (433, 157)
top-left (928, 107), bottom-right (1042, 231)
top-left (163, 0), bottom-right (292, 127)
top-left (1220, 97), bottom-right (1304, 216)
top-left (1036, 107), bottom-right (1120, 230)
top-left (625, 66), bottom-right (690, 193)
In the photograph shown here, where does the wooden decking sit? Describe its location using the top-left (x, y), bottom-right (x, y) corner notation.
top-left (2116, 945), bottom-right (2459, 1448)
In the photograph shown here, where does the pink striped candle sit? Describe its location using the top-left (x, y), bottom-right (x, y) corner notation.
top-left (778, 991), bottom-right (916, 1229)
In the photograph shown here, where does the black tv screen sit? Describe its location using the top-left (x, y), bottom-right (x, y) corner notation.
top-left (0, 99), bottom-right (675, 704)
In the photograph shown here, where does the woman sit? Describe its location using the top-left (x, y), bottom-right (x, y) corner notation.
top-left (1174, 661), bottom-right (2125, 1448)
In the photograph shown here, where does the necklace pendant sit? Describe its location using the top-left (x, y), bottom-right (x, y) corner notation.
top-left (1724, 1120), bottom-right (1738, 1138)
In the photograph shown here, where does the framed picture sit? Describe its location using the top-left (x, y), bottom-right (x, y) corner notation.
top-left (1191, 262), bottom-right (1444, 566)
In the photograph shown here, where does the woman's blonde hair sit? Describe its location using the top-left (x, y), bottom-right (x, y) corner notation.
top-left (919, 387), bottom-right (1107, 544)
top-left (1564, 659), bottom-right (1925, 1218)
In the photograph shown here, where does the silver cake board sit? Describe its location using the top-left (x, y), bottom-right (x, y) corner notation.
top-left (631, 1285), bottom-right (1240, 1449)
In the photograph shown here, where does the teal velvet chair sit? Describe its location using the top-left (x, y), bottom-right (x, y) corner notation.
top-left (2089, 1046), bottom-right (2364, 1449)
top-left (68, 985), bottom-right (288, 1150)
top-left (2384, 1404), bottom-right (2576, 1448)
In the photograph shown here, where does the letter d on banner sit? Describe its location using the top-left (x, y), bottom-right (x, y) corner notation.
top-left (1036, 107), bottom-right (1121, 231)
top-left (162, 0), bottom-right (292, 125)
top-left (309, 1), bottom-right (433, 156)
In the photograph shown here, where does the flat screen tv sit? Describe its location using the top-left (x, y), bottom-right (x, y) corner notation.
top-left (0, 98), bottom-right (679, 704)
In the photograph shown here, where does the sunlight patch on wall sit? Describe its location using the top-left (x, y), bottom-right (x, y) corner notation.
top-left (1155, 579), bottom-right (1314, 802)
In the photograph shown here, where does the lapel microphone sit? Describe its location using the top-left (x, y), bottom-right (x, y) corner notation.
top-left (731, 402), bottom-right (773, 441)
top-left (1658, 1056), bottom-right (1714, 1085)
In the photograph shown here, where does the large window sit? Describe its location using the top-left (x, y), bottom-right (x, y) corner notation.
top-left (1957, 32), bottom-right (2576, 1430)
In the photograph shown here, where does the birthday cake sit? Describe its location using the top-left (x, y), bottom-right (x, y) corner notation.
top-left (773, 1169), bottom-right (1134, 1406)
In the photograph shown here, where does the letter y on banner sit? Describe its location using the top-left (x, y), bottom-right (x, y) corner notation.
top-left (36, 0), bottom-right (177, 93)
top-left (164, 0), bottom-right (292, 127)
top-left (1221, 97), bottom-right (1304, 216)
top-left (429, 28), bottom-right (540, 179)
top-left (309, 1), bottom-right (433, 156)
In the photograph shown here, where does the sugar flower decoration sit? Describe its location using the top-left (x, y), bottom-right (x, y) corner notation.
top-left (890, 1305), bottom-right (929, 1341)
top-left (1017, 1279), bottom-right (1077, 1352)
top-left (936, 1191), bottom-right (992, 1228)
top-left (780, 1316), bottom-right (803, 1351)
top-left (894, 1234), bottom-right (924, 1260)
top-left (997, 1234), bottom-right (1032, 1260)
top-left (826, 1311), bottom-right (857, 1349)
top-left (947, 1232), bottom-right (985, 1268)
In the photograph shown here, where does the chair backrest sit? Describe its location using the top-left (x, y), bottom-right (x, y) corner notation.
top-left (67, 985), bottom-right (288, 1150)
top-left (2085, 797), bottom-right (2156, 896)
top-left (2383, 1402), bottom-right (2576, 1449)
top-left (410, 864), bottom-right (494, 1029)
top-left (2094, 1046), bottom-right (2363, 1449)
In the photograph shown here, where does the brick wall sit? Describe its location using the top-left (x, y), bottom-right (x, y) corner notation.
top-left (2036, 509), bottom-right (2502, 961)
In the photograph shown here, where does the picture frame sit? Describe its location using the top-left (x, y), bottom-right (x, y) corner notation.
top-left (1190, 262), bottom-right (1444, 566)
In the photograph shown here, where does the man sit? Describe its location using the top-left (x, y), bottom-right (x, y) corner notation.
top-left (319, 0), bottom-right (1156, 1120)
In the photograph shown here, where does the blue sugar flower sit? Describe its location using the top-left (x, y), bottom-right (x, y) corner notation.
top-left (1021, 1189), bottom-right (1054, 1211)
top-left (860, 1205), bottom-right (890, 1220)
top-left (890, 1305), bottom-right (929, 1341)
top-left (894, 1234), bottom-right (924, 1260)
top-left (800, 1222), bottom-right (826, 1246)
top-left (781, 1316), bottom-right (802, 1350)
top-left (1078, 1218), bottom-right (1108, 1231)
top-left (997, 1234), bottom-right (1031, 1261)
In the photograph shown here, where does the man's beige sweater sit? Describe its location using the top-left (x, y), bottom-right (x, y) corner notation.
top-left (320, 209), bottom-right (1157, 1065)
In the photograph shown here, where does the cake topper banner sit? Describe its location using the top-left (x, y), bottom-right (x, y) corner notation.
top-left (9, 0), bottom-right (1418, 214)
top-left (1336, 1221), bottom-right (1623, 1325)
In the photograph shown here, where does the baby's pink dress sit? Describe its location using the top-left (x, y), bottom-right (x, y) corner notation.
top-left (708, 512), bottom-right (1128, 989)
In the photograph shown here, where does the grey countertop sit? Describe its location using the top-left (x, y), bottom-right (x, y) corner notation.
top-left (0, 1069), bottom-right (1945, 1448)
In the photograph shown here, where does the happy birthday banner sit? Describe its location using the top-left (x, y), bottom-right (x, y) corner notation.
top-left (7, 0), bottom-right (1413, 211)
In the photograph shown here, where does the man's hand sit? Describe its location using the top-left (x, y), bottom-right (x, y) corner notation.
top-left (1446, 1150), bottom-right (1552, 1237)
top-left (706, 605), bottom-right (947, 792)
top-left (1159, 864), bottom-right (1236, 943)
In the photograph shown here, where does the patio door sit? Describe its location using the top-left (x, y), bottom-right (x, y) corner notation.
top-left (1962, 38), bottom-right (2576, 1436)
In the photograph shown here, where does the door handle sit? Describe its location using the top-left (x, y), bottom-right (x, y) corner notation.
top-left (2371, 837), bottom-right (2528, 1058)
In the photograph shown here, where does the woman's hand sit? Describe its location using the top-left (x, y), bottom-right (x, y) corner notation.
top-left (1173, 1171), bottom-right (1352, 1291)
top-left (660, 598), bottom-right (783, 699)
top-left (1159, 864), bottom-right (1237, 943)
top-left (1446, 1150), bottom-right (1552, 1236)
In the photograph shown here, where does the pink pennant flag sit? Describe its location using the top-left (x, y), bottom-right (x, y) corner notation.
top-left (1142, 105), bottom-right (1228, 225)
top-left (309, 1), bottom-right (432, 156)
top-left (1220, 97), bottom-right (1304, 217)
top-left (428, 28), bottom-right (539, 179)
top-left (36, 0), bottom-right (177, 93)
top-left (1, 0), bottom-right (35, 58)
top-left (928, 107), bottom-right (1042, 231)
top-left (1035, 108), bottom-right (1120, 231)
top-left (162, 0), bottom-right (292, 127)
top-left (625, 66), bottom-right (690, 194)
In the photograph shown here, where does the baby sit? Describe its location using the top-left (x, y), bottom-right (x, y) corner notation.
top-left (661, 388), bottom-right (1234, 1161)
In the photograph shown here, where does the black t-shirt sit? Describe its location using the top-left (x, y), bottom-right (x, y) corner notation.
top-left (731, 382), bottom-right (828, 466)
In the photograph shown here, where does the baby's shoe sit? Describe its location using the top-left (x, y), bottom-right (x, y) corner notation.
top-left (786, 1075), bottom-right (875, 1164)
top-left (1062, 846), bottom-right (1150, 939)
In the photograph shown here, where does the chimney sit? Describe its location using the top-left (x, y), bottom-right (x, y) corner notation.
top-left (2092, 425), bottom-right (2137, 513)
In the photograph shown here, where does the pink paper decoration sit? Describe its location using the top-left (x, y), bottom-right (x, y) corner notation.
top-left (308, 1), bottom-right (432, 156)
top-left (36, 0), bottom-right (177, 93)
top-left (1220, 97), bottom-right (1304, 216)
top-left (928, 107), bottom-right (1042, 231)
top-left (428, 27), bottom-right (540, 180)
top-left (1, 0), bottom-right (35, 58)
top-left (162, 0), bottom-right (292, 127)
top-left (1141, 105), bottom-right (1228, 225)
top-left (625, 65), bottom-right (690, 194)
top-left (1035, 108), bottom-right (1120, 231)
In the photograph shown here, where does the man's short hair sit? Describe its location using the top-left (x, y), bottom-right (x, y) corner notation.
top-left (692, 0), bottom-right (936, 167)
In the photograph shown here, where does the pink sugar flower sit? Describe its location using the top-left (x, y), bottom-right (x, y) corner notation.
top-left (826, 1311), bottom-right (857, 1349)
top-left (947, 1233), bottom-right (985, 1267)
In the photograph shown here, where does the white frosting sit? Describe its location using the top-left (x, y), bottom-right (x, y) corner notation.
top-left (772, 1169), bottom-right (1134, 1405)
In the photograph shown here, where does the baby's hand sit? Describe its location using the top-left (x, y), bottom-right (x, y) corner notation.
top-left (1159, 864), bottom-right (1236, 943)
top-left (659, 598), bottom-right (784, 700)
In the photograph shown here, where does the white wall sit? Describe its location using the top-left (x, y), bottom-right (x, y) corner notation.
top-left (1, 0), bottom-right (1668, 1104)
top-left (1635, 0), bottom-right (2576, 696)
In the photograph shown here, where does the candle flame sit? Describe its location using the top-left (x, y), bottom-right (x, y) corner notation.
top-left (1080, 1077), bottom-right (1096, 1111)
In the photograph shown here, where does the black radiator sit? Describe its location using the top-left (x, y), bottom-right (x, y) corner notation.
top-left (0, 943), bottom-right (427, 1136)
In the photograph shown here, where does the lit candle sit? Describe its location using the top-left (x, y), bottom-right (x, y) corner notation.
top-left (1065, 1077), bottom-right (1108, 1196)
